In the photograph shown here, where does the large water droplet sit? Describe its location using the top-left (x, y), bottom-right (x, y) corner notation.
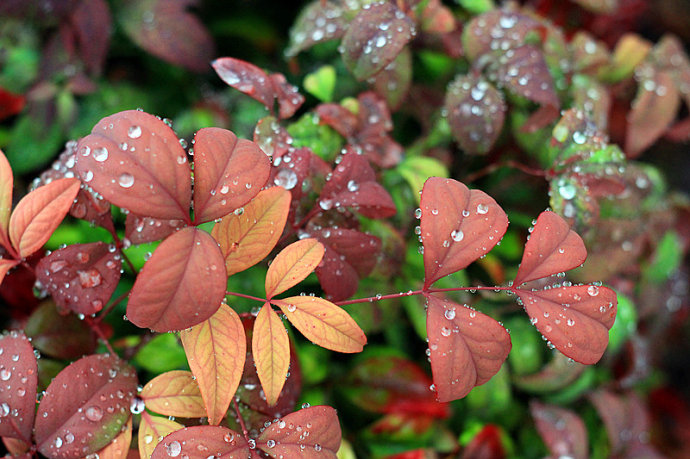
top-left (476, 203), bottom-right (489, 214)
top-left (559, 183), bottom-right (576, 200)
top-left (77, 269), bottom-right (102, 288)
top-left (93, 147), bottom-right (108, 162)
top-left (118, 173), bottom-right (134, 188)
top-left (130, 397), bottom-right (145, 414)
top-left (128, 125), bottom-right (142, 139)
top-left (587, 285), bottom-right (599, 296)
top-left (85, 405), bottom-right (104, 422)
top-left (166, 441), bottom-right (182, 457)
top-left (451, 230), bottom-right (464, 242)
top-left (274, 169), bottom-right (298, 190)
top-left (444, 309), bottom-right (456, 320)
top-left (0, 367), bottom-right (11, 380)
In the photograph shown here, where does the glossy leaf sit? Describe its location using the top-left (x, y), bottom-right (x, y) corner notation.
top-left (0, 331), bottom-right (37, 442)
top-left (286, 0), bottom-right (348, 57)
top-left (265, 238), bottom-right (324, 299)
top-left (125, 214), bottom-right (186, 245)
top-left (462, 9), bottom-right (540, 61)
top-left (34, 353), bottom-right (137, 458)
top-left (180, 303), bottom-right (246, 425)
top-left (140, 371), bottom-right (206, 418)
top-left (257, 406), bottom-right (341, 456)
top-left (516, 285), bottom-right (617, 364)
top-left (426, 296), bottom-right (511, 402)
top-left (192, 127), bottom-right (270, 224)
top-left (271, 73), bottom-right (307, 119)
top-left (253, 303), bottom-right (290, 407)
top-left (25, 300), bottom-right (96, 359)
top-left (445, 74), bottom-right (506, 154)
top-left (340, 2), bottom-right (415, 81)
top-left (494, 44), bottom-right (559, 108)
top-left (371, 47), bottom-right (412, 110)
top-left (0, 150), bottom-right (12, 249)
top-left (138, 413), bottom-right (184, 459)
top-left (93, 416), bottom-right (132, 459)
top-left (212, 186), bottom-right (291, 277)
top-left (514, 211), bottom-right (587, 285)
top-left (530, 401), bottom-right (588, 459)
top-left (8, 178), bottom-right (80, 258)
top-left (75, 110), bottom-right (192, 221)
top-left (420, 178), bottom-right (508, 288)
top-left (127, 227), bottom-right (227, 332)
top-left (276, 296), bottom-right (366, 352)
top-left (151, 426), bottom-right (249, 458)
top-left (36, 242), bottom-right (122, 315)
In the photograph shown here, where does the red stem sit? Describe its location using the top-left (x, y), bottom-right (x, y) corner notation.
top-left (335, 285), bottom-right (515, 306)
top-left (233, 399), bottom-right (250, 441)
top-left (226, 291), bottom-right (266, 303)
top-left (85, 316), bottom-right (116, 355)
top-left (96, 290), bottom-right (130, 323)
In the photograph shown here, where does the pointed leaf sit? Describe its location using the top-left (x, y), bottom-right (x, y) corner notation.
top-left (371, 46), bottom-right (412, 110)
top-left (530, 401), bottom-right (588, 459)
top-left (75, 110), bottom-right (192, 221)
top-left (125, 214), bottom-right (186, 245)
top-left (192, 127), bottom-right (271, 224)
top-left (151, 426), bottom-right (249, 458)
top-left (420, 178), bottom-right (508, 288)
top-left (212, 186), bottom-right (291, 277)
top-left (93, 416), bottom-right (132, 459)
top-left (140, 371), bottom-right (206, 418)
top-left (127, 227), bottom-right (227, 332)
top-left (270, 73), bottom-right (306, 119)
top-left (0, 150), bottom-right (12, 248)
top-left (180, 303), bottom-right (246, 425)
top-left (515, 285), bottom-right (617, 364)
top-left (494, 44), bottom-right (559, 107)
top-left (36, 242), bottom-right (122, 315)
top-left (138, 413), bottom-right (184, 459)
top-left (286, 0), bottom-right (348, 57)
top-left (8, 178), bottom-right (80, 258)
top-left (514, 211), bottom-right (587, 285)
top-left (426, 296), bottom-right (511, 402)
top-left (25, 300), bottom-right (97, 359)
top-left (0, 331), bottom-right (37, 442)
top-left (588, 390), bottom-right (654, 455)
top-left (213, 57), bottom-right (275, 110)
top-left (257, 406), bottom-right (341, 456)
top-left (265, 238), bottom-right (324, 299)
top-left (0, 259), bottom-right (19, 286)
top-left (34, 353), bottom-right (138, 458)
top-left (71, 0), bottom-right (112, 75)
top-left (276, 296), bottom-right (366, 352)
top-left (253, 303), bottom-right (290, 407)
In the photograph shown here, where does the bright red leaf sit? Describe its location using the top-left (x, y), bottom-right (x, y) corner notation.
top-left (530, 401), bottom-right (588, 459)
top-left (151, 426), bottom-right (250, 458)
top-left (0, 331), bottom-right (37, 442)
top-left (126, 227), bottom-right (227, 332)
top-left (420, 178), bottom-right (508, 289)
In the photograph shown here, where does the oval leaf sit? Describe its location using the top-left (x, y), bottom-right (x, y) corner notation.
top-left (0, 331), bottom-right (37, 442)
top-left (25, 300), bottom-right (97, 359)
top-left (494, 44), bottom-right (559, 107)
top-left (34, 353), bottom-right (138, 458)
top-left (151, 426), bottom-right (249, 458)
top-left (530, 401), bottom-right (588, 459)
top-left (140, 371), bottom-right (206, 418)
top-left (265, 238), bottom-right (324, 299)
top-left (0, 150), bottom-right (12, 248)
top-left (514, 211), bottom-right (587, 285)
top-left (93, 416), bottom-right (132, 459)
top-left (515, 285), bottom-right (617, 364)
top-left (180, 303), bottom-right (246, 425)
top-left (462, 9), bottom-right (540, 61)
top-left (212, 186), bottom-right (291, 277)
top-left (127, 227), bottom-right (227, 332)
top-left (138, 413), bottom-right (184, 459)
top-left (213, 57), bottom-right (276, 110)
top-left (276, 296), bottom-right (366, 353)
top-left (253, 303), bottom-right (290, 407)
top-left (286, 0), bottom-right (348, 57)
top-left (257, 406), bottom-right (341, 456)
top-left (8, 178), bottom-right (80, 258)
top-left (192, 127), bottom-right (271, 224)
top-left (420, 178), bottom-right (509, 288)
top-left (75, 110), bottom-right (192, 221)
top-left (426, 296), bottom-right (511, 402)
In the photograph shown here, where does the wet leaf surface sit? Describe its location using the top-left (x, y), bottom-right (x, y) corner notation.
top-left (25, 301), bottom-right (97, 359)
top-left (0, 331), bottom-right (37, 442)
top-left (140, 371), bottom-right (206, 418)
top-left (530, 401), bottom-right (588, 459)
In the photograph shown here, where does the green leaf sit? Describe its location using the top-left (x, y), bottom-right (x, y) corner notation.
top-left (286, 112), bottom-right (343, 161)
top-left (644, 231), bottom-right (683, 284)
top-left (457, 0), bottom-right (495, 14)
top-left (304, 65), bottom-right (336, 102)
top-left (506, 316), bottom-right (544, 376)
top-left (607, 293), bottom-right (637, 354)
top-left (134, 333), bottom-right (188, 373)
top-left (397, 156), bottom-right (448, 204)
top-left (5, 114), bottom-right (63, 174)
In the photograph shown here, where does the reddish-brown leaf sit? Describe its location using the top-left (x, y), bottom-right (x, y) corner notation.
top-left (180, 303), bottom-right (246, 425)
top-left (426, 296), bottom-right (511, 402)
top-left (0, 150), bottom-right (12, 251)
top-left (140, 371), bottom-right (206, 418)
top-left (192, 127), bottom-right (270, 224)
top-left (462, 9), bottom-right (540, 61)
top-left (75, 110), bottom-right (192, 222)
top-left (126, 227), bottom-right (227, 332)
top-left (371, 47), bottom-right (412, 110)
top-left (36, 242), bottom-right (122, 315)
top-left (515, 285), bottom-right (617, 364)
top-left (71, 0), bottom-right (111, 75)
top-left (315, 104), bottom-right (359, 139)
top-left (265, 238), bottom-right (324, 299)
top-left (253, 116), bottom-right (295, 159)
top-left (25, 300), bottom-right (97, 359)
top-left (494, 44), bottom-right (559, 108)
top-left (34, 353), bottom-right (137, 458)
top-left (0, 331), bottom-right (37, 442)
top-left (8, 178), bottom-right (80, 258)
top-left (92, 416), bottom-right (131, 459)
top-left (253, 303), bottom-right (290, 407)
top-left (270, 73), bottom-right (306, 119)
top-left (530, 401), bottom-right (588, 459)
top-left (151, 426), bottom-right (250, 458)
top-left (340, 2), bottom-right (415, 81)
top-left (420, 178), bottom-right (508, 288)
top-left (125, 214), bottom-right (186, 245)
top-left (0, 259), bottom-right (19, 286)
top-left (138, 413), bottom-right (184, 459)
top-left (355, 91), bottom-right (403, 168)
top-left (513, 352), bottom-right (585, 393)
top-left (514, 211), bottom-right (587, 286)
top-left (257, 406), bottom-right (341, 457)
top-left (285, 0), bottom-right (348, 57)
top-left (2, 436), bottom-right (30, 455)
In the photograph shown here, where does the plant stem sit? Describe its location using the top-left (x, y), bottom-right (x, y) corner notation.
top-left (233, 399), bottom-right (250, 441)
top-left (97, 290), bottom-right (130, 322)
top-left (85, 316), bottom-right (116, 355)
top-left (226, 291), bottom-right (266, 303)
top-left (336, 285), bottom-right (514, 306)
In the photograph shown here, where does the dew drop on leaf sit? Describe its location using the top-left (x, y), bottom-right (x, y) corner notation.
top-left (587, 285), bottom-right (599, 296)
top-left (118, 173), bottom-right (135, 188)
top-left (476, 203), bottom-right (489, 214)
top-left (451, 230), bottom-right (464, 242)
top-left (85, 405), bottom-right (104, 422)
top-left (93, 147), bottom-right (109, 162)
top-left (128, 125), bottom-right (142, 139)
top-left (166, 440), bottom-right (182, 457)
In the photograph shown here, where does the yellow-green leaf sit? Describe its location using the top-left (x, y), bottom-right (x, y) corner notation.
top-left (253, 303), bottom-right (290, 406)
top-left (265, 238), bottom-right (324, 299)
top-left (89, 416), bottom-right (132, 459)
top-left (138, 413), bottom-right (183, 459)
top-left (180, 303), bottom-right (246, 425)
top-left (140, 370), bottom-right (206, 418)
top-left (0, 150), bottom-right (12, 251)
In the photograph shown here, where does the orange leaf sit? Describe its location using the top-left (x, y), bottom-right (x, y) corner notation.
top-left (138, 412), bottom-right (183, 459)
top-left (0, 259), bottom-right (19, 287)
top-left (180, 303), bottom-right (246, 425)
top-left (211, 186), bottom-right (291, 277)
top-left (276, 296), bottom-right (366, 352)
top-left (0, 149), bottom-right (12, 250)
top-left (253, 303), bottom-right (290, 406)
top-left (8, 178), bottom-right (80, 258)
top-left (265, 238), bottom-right (324, 298)
top-left (88, 416), bottom-right (132, 459)
top-left (140, 370), bottom-right (206, 418)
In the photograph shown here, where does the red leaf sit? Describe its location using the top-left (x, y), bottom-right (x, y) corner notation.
top-left (257, 406), bottom-right (341, 456)
top-left (25, 301), bottom-right (97, 359)
top-left (119, 0), bottom-right (215, 72)
top-left (420, 178), bottom-right (508, 288)
top-left (461, 424), bottom-right (506, 459)
top-left (0, 331), bottom-right (37, 442)
top-left (8, 178), bottom-right (81, 258)
top-left (589, 390), bottom-right (655, 456)
top-left (126, 227), bottom-right (227, 332)
top-left (192, 127), bottom-right (270, 224)
top-left (36, 242), bottom-right (122, 315)
top-left (253, 116), bottom-right (295, 159)
top-left (530, 401), bottom-right (588, 459)
top-left (515, 285), bottom-right (617, 364)
top-left (0, 88), bottom-right (25, 122)
top-left (426, 296), bottom-right (511, 402)
top-left (71, 0), bottom-right (111, 75)
top-left (355, 92), bottom-right (402, 168)
top-left (75, 110), bottom-right (192, 222)
top-left (493, 44), bottom-right (559, 108)
top-left (462, 9), bottom-right (540, 61)
top-left (34, 353), bottom-right (137, 458)
top-left (151, 426), bottom-right (249, 458)
top-left (514, 211), bottom-right (587, 285)
top-left (0, 259), bottom-right (19, 286)
top-left (125, 214), bottom-right (186, 245)
top-left (371, 47), bottom-right (412, 110)
top-left (285, 0), bottom-right (348, 57)
top-left (315, 104), bottom-right (359, 139)
top-left (270, 73), bottom-right (306, 120)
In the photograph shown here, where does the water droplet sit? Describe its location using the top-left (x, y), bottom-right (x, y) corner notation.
top-left (54, 436), bottom-right (63, 448)
top-left (0, 368), bottom-right (11, 380)
top-left (128, 125), bottom-right (142, 139)
top-left (347, 180), bottom-right (359, 192)
top-left (587, 285), bottom-right (599, 296)
top-left (50, 260), bottom-right (68, 273)
top-left (440, 326), bottom-right (451, 337)
top-left (559, 183), bottom-right (576, 200)
top-left (0, 403), bottom-right (9, 417)
top-left (444, 309), bottom-right (456, 320)
top-left (130, 397), bottom-right (145, 414)
top-left (83, 170), bottom-right (94, 182)
top-left (77, 269), bottom-right (102, 288)
top-left (85, 405), bottom-right (104, 422)
top-left (286, 303), bottom-right (297, 313)
top-left (451, 230), bottom-right (464, 242)
top-left (476, 203), bottom-right (489, 214)
top-left (414, 208), bottom-right (422, 219)
top-left (166, 441), bottom-right (182, 457)
top-left (144, 434), bottom-right (153, 444)
top-left (274, 169), bottom-right (298, 190)
top-left (118, 173), bottom-right (134, 188)
top-left (266, 439), bottom-right (276, 448)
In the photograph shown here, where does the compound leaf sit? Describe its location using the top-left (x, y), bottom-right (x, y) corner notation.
top-left (0, 331), bottom-right (37, 441)
top-left (140, 371), bottom-right (206, 418)
top-left (253, 303), bottom-right (290, 407)
top-left (265, 238), bottom-right (324, 299)
top-left (257, 406), bottom-right (341, 456)
top-left (138, 413), bottom-right (184, 459)
top-left (530, 401), bottom-right (588, 459)
top-left (151, 426), bottom-right (249, 458)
